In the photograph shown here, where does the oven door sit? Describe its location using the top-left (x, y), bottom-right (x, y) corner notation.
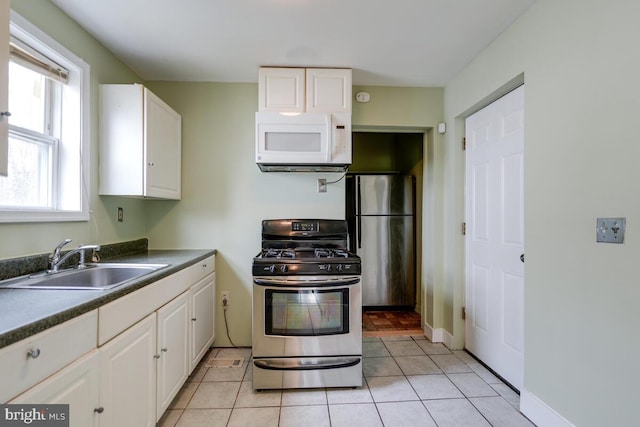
top-left (252, 276), bottom-right (362, 358)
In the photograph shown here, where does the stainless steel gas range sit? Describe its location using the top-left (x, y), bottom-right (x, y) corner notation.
top-left (252, 219), bottom-right (362, 390)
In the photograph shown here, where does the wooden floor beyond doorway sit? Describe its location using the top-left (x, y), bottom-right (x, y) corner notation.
top-left (362, 310), bottom-right (423, 337)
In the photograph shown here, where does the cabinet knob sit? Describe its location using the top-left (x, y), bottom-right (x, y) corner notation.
top-left (154, 354), bottom-right (161, 359)
top-left (147, 162), bottom-right (154, 166)
top-left (26, 348), bottom-right (41, 359)
top-left (161, 348), bottom-right (168, 352)
top-left (191, 317), bottom-right (197, 322)
top-left (202, 264), bottom-right (207, 268)
top-left (0, 111), bottom-right (11, 117)
top-left (94, 407), bottom-right (104, 414)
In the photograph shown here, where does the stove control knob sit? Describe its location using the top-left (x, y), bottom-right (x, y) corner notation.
top-left (326, 264), bottom-right (332, 272)
top-left (280, 265), bottom-right (288, 273)
top-left (336, 264), bottom-right (344, 272)
top-left (268, 265), bottom-right (276, 273)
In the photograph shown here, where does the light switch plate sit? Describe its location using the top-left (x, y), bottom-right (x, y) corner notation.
top-left (596, 217), bottom-right (625, 243)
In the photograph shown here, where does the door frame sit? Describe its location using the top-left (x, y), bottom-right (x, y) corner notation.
top-left (350, 126), bottom-right (427, 321)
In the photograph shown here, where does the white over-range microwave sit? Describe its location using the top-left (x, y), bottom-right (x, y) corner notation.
top-left (255, 112), bottom-right (351, 172)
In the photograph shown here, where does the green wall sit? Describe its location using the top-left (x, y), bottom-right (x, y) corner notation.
top-left (443, 0), bottom-right (640, 425)
top-left (145, 82), bottom-right (444, 346)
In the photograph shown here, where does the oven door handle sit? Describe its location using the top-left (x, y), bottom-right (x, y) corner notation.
top-left (253, 357), bottom-right (361, 371)
top-left (253, 277), bottom-right (361, 287)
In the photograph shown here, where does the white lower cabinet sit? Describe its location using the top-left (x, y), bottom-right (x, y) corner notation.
top-left (190, 271), bottom-right (215, 371)
top-left (156, 291), bottom-right (190, 420)
top-left (2, 255), bottom-right (216, 426)
top-left (99, 313), bottom-right (157, 427)
top-left (10, 350), bottom-right (101, 427)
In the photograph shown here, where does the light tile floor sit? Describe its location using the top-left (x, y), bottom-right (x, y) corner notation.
top-left (157, 335), bottom-right (535, 427)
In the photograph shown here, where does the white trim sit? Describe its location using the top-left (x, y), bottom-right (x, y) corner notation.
top-left (441, 328), bottom-right (454, 349)
top-left (520, 389), bottom-right (575, 427)
top-left (423, 322), bottom-right (442, 342)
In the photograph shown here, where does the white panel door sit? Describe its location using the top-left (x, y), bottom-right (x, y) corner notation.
top-left (465, 85), bottom-right (524, 390)
top-left (99, 313), bottom-right (157, 427)
top-left (156, 291), bottom-right (190, 421)
top-left (190, 273), bottom-right (215, 371)
top-left (144, 87), bottom-right (182, 199)
top-left (10, 350), bottom-right (100, 427)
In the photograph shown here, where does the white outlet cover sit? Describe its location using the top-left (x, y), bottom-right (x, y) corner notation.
top-left (596, 217), bottom-right (625, 243)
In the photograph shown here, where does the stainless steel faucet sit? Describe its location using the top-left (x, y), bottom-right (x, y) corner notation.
top-left (48, 239), bottom-right (101, 272)
top-left (49, 239), bottom-right (72, 271)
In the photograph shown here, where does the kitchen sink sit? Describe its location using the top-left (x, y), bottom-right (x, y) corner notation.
top-left (0, 263), bottom-right (168, 290)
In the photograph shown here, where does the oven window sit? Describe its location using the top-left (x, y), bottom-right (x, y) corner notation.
top-left (265, 289), bottom-right (349, 336)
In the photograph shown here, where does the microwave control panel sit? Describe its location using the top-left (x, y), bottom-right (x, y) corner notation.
top-left (332, 114), bottom-right (352, 162)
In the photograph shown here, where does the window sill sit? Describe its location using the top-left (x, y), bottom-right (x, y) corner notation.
top-left (0, 209), bottom-right (89, 223)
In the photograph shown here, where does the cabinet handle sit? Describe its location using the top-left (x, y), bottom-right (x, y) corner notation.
top-left (0, 111), bottom-right (11, 117)
top-left (94, 407), bottom-right (104, 414)
top-left (161, 348), bottom-right (168, 352)
top-left (26, 348), bottom-right (41, 359)
top-left (154, 354), bottom-right (161, 359)
top-left (147, 162), bottom-right (154, 166)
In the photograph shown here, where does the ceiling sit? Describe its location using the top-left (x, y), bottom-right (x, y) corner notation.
top-left (50, 0), bottom-right (536, 87)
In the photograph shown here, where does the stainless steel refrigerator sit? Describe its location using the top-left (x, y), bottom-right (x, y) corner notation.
top-left (346, 174), bottom-right (416, 308)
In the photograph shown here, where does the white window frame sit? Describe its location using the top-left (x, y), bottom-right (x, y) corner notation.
top-left (0, 11), bottom-right (90, 223)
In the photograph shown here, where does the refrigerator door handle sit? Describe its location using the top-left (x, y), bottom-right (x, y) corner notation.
top-left (357, 176), bottom-right (362, 249)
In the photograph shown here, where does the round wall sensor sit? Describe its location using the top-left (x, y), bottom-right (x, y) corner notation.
top-left (355, 92), bottom-right (370, 103)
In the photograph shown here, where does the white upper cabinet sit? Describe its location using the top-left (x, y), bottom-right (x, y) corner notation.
top-left (258, 67), bottom-right (352, 114)
top-left (99, 84), bottom-right (182, 200)
top-left (0, 0), bottom-right (9, 176)
top-left (305, 68), bottom-right (352, 113)
top-left (258, 67), bottom-right (305, 113)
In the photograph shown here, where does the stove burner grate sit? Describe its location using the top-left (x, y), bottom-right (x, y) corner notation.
top-left (264, 249), bottom-right (296, 259)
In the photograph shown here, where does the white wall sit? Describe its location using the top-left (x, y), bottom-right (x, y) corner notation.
top-left (443, 0), bottom-right (640, 425)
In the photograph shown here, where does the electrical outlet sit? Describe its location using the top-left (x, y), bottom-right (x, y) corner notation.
top-left (596, 217), bottom-right (626, 243)
top-left (317, 178), bottom-right (327, 193)
top-left (221, 291), bottom-right (230, 306)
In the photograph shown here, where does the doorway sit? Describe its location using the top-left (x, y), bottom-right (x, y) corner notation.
top-left (464, 85), bottom-right (525, 390)
top-left (349, 131), bottom-right (424, 335)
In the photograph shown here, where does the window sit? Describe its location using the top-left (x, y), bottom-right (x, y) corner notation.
top-left (0, 11), bottom-right (90, 222)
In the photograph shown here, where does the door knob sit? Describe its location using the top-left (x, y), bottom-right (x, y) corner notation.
top-left (520, 253), bottom-right (524, 263)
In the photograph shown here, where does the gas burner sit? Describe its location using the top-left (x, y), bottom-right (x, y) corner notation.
top-left (314, 248), bottom-right (350, 258)
top-left (333, 249), bottom-right (349, 258)
top-left (314, 248), bottom-right (331, 258)
top-left (264, 249), bottom-right (296, 259)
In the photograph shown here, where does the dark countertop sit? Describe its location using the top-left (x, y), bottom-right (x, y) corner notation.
top-left (0, 248), bottom-right (216, 349)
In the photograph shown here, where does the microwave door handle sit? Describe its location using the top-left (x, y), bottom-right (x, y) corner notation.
top-left (326, 115), bottom-right (332, 162)
top-left (357, 176), bottom-right (361, 249)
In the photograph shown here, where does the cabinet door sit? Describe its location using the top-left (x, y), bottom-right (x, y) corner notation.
top-left (156, 292), bottom-right (190, 420)
top-left (305, 68), bottom-right (352, 113)
top-left (190, 272), bottom-right (215, 371)
top-left (10, 350), bottom-right (100, 427)
top-left (99, 313), bottom-right (156, 427)
top-left (144, 88), bottom-right (181, 200)
top-left (258, 67), bottom-right (305, 113)
top-left (0, 0), bottom-right (8, 176)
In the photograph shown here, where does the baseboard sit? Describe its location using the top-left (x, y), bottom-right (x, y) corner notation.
top-left (423, 323), bottom-right (453, 348)
top-left (423, 322), bottom-right (440, 342)
top-left (520, 389), bottom-right (575, 427)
